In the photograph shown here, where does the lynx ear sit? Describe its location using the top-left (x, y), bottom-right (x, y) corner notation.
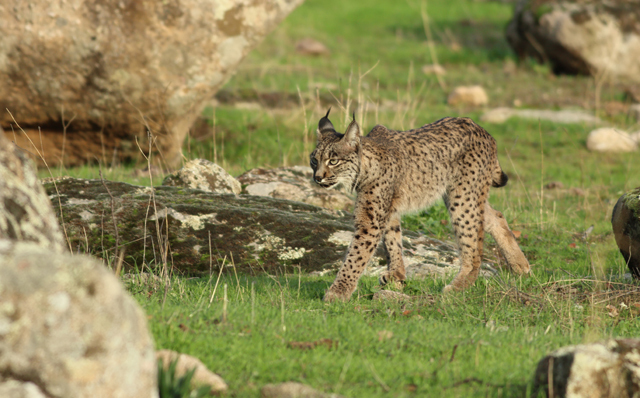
top-left (318, 107), bottom-right (334, 132)
top-left (342, 117), bottom-right (361, 147)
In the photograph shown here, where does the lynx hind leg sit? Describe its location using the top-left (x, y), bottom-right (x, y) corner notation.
top-left (443, 184), bottom-right (489, 293)
top-left (379, 214), bottom-right (406, 289)
top-left (484, 203), bottom-right (530, 274)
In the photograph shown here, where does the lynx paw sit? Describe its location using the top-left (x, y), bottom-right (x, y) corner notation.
top-left (378, 271), bottom-right (406, 290)
top-left (323, 289), bottom-right (352, 303)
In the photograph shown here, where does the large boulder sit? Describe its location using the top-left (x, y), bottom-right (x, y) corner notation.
top-left (163, 159), bottom-right (241, 194)
top-left (0, 0), bottom-right (304, 167)
top-left (532, 339), bottom-right (640, 398)
top-left (43, 177), bottom-right (498, 277)
top-left (507, 0), bottom-right (640, 81)
top-left (612, 187), bottom-right (640, 278)
top-left (0, 128), bottom-right (66, 252)
top-left (0, 241), bottom-right (157, 398)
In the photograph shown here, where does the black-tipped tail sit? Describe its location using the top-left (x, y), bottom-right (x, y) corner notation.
top-left (492, 170), bottom-right (508, 188)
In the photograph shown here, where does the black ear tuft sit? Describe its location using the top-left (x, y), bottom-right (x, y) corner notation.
top-left (318, 107), bottom-right (335, 132)
top-left (352, 111), bottom-right (355, 122)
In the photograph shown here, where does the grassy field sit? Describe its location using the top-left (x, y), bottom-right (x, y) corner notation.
top-left (42, 0), bottom-right (640, 396)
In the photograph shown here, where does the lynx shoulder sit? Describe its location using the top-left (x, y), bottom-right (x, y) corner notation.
top-left (309, 110), bottom-right (530, 302)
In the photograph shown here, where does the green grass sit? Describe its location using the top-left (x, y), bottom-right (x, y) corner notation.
top-left (36, 0), bottom-right (640, 395)
top-left (132, 272), bottom-right (640, 398)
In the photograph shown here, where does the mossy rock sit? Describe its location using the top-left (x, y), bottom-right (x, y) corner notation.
top-left (612, 187), bottom-right (640, 278)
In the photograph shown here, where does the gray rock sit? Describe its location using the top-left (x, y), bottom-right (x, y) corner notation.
top-left (163, 159), bottom-right (241, 194)
top-left (295, 38), bottom-right (330, 56)
top-left (612, 187), bottom-right (640, 278)
top-left (0, 0), bottom-right (303, 167)
top-left (0, 380), bottom-right (46, 398)
top-left (0, 128), bottom-right (66, 252)
top-left (238, 166), bottom-right (354, 212)
top-left (261, 382), bottom-right (344, 398)
top-left (507, 0), bottom-right (640, 81)
top-left (43, 178), bottom-right (499, 277)
top-left (0, 241), bottom-right (157, 398)
top-left (532, 339), bottom-right (640, 398)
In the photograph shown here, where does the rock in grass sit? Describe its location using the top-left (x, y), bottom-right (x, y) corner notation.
top-left (44, 177), bottom-right (492, 277)
top-left (447, 86), bottom-right (488, 107)
top-left (586, 128), bottom-right (638, 153)
top-left (531, 339), bottom-right (640, 398)
top-left (261, 382), bottom-right (344, 398)
top-left (421, 64), bottom-right (446, 76)
top-left (0, 241), bottom-right (157, 398)
top-left (162, 159), bottom-right (241, 194)
top-left (156, 350), bottom-right (227, 393)
top-left (612, 187), bottom-right (640, 278)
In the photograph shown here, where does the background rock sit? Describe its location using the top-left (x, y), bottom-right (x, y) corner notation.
top-left (261, 382), bottom-right (344, 398)
top-left (612, 187), bottom-right (640, 278)
top-left (43, 177), bottom-right (499, 277)
top-left (447, 86), bottom-right (488, 107)
top-left (238, 166), bottom-right (354, 211)
top-left (156, 350), bottom-right (227, 394)
top-left (0, 241), bottom-right (157, 398)
top-left (586, 128), bottom-right (638, 152)
top-left (295, 38), bottom-right (330, 56)
top-left (421, 64), bottom-right (446, 76)
top-left (0, 0), bottom-right (304, 168)
top-left (532, 339), bottom-right (640, 398)
top-left (507, 0), bottom-right (640, 81)
top-left (481, 107), bottom-right (601, 125)
top-left (162, 159), bottom-right (241, 194)
top-left (0, 128), bottom-right (66, 252)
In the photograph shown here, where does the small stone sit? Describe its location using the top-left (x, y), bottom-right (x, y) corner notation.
top-left (295, 38), bottom-right (330, 56)
top-left (421, 64), bottom-right (446, 76)
top-left (156, 350), bottom-right (228, 393)
top-left (261, 382), bottom-right (343, 398)
top-left (162, 159), bottom-right (241, 194)
top-left (586, 128), bottom-right (638, 153)
top-left (545, 181), bottom-right (564, 190)
top-left (447, 85), bottom-right (488, 107)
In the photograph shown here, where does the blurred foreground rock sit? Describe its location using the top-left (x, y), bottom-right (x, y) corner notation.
top-left (612, 187), bottom-right (640, 278)
top-left (0, 241), bottom-right (157, 398)
top-left (163, 158), bottom-right (241, 194)
top-left (532, 339), bottom-right (640, 398)
top-left (156, 350), bottom-right (227, 394)
top-left (587, 128), bottom-right (638, 152)
top-left (237, 166), bottom-right (354, 211)
top-left (44, 177), bottom-right (499, 277)
top-left (507, 0), bottom-right (640, 81)
top-left (0, 0), bottom-right (303, 167)
top-left (0, 129), bottom-right (66, 251)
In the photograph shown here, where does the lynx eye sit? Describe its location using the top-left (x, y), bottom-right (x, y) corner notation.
top-left (328, 159), bottom-right (340, 166)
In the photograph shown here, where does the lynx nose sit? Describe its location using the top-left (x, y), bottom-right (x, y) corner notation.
top-left (314, 175), bottom-right (323, 183)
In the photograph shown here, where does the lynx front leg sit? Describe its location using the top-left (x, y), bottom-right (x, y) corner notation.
top-left (379, 214), bottom-right (406, 289)
top-left (484, 203), bottom-right (530, 274)
top-left (324, 194), bottom-right (389, 302)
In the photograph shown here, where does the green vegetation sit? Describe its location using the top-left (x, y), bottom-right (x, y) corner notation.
top-left (45, 0), bottom-right (640, 396)
top-left (157, 358), bottom-right (212, 398)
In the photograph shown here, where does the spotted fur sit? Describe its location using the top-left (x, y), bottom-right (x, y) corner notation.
top-left (310, 111), bottom-right (530, 302)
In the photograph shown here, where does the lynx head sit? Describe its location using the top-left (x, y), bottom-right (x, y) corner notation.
top-left (309, 108), bottom-right (361, 190)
